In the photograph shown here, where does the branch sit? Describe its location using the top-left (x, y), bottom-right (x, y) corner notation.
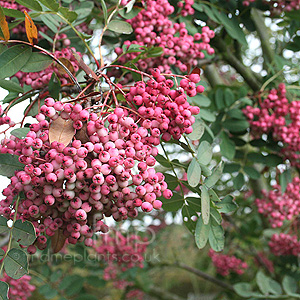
top-left (204, 64), bottom-right (224, 88)
top-left (212, 37), bottom-right (261, 92)
top-left (251, 8), bottom-right (275, 67)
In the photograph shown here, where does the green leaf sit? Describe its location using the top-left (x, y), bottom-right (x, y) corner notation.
top-left (58, 7), bottom-right (78, 23)
top-left (10, 128), bottom-right (30, 139)
top-left (182, 204), bottom-right (197, 233)
top-left (15, 0), bottom-right (42, 11)
top-left (223, 119), bottom-right (249, 132)
top-left (20, 53), bottom-right (53, 72)
top-left (215, 88), bottom-right (225, 110)
top-left (12, 220), bottom-right (36, 246)
top-left (195, 217), bottom-right (210, 249)
top-left (0, 216), bottom-right (8, 234)
top-left (279, 169), bottom-right (292, 194)
top-left (50, 269), bottom-right (63, 283)
top-left (48, 73), bottom-right (61, 100)
top-left (39, 284), bottom-right (59, 299)
top-left (0, 281), bottom-right (9, 300)
top-left (162, 192), bottom-right (184, 212)
top-left (283, 275), bottom-right (297, 295)
top-left (223, 163), bottom-right (241, 173)
top-left (76, 296), bottom-right (98, 300)
top-left (108, 20), bottom-right (133, 34)
top-left (244, 166), bottom-right (260, 180)
top-left (0, 249), bottom-right (5, 260)
top-left (37, 0), bottom-right (59, 11)
top-left (208, 221), bottom-right (224, 252)
top-left (268, 279), bottom-right (282, 295)
top-left (256, 271), bottom-right (271, 295)
top-left (188, 118), bottom-right (205, 140)
top-left (209, 189), bottom-right (221, 202)
top-left (217, 195), bottom-right (237, 213)
top-left (146, 47), bottom-right (164, 57)
top-left (233, 173), bottom-right (244, 190)
top-left (220, 131), bottom-right (235, 160)
top-left (190, 94), bottom-right (211, 107)
top-left (155, 154), bottom-right (171, 168)
top-left (224, 88), bottom-right (235, 106)
top-left (233, 283), bottom-right (254, 297)
top-left (0, 45), bottom-right (32, 79)
top-left (0, 79), bottom-right (23, 93)
top-left (201, 185), bottom-right (210, 225)
top-left (210, 207), bottom-right (222, 225)
top-left (2, 8), bottom-right (24, 18)
top-left (40, 14), bottom-right (58, 32)
top-left (99, 0), bottom-right (108, 23)
top-left (205, 161), bottom-right (224, 188)
top-left (199, 108), bottom-right (216, 122)
top-left (4, 248), bottom-right (28, 279)
top-left (227, 109), bottom-right (245, 119)
top-left (118, 6), bottom-right (142, 19)
top-left (199, 163), bottom-right (212, 177)
top-left (197, 141), bottom-right (212, 165)
top-left (0, 153), bottom-right (24, 177)
top-left (187, 158), bottom-right (201, 187)
top-left (163, 173), bottom-right (178, 190)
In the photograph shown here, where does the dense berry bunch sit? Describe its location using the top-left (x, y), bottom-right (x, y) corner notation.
top-left (0, 91), bottom-right (179, 251)
top-left (209, 249), bottom-right (248, 276)
top-left (243, 83), bottom-right (300, 167)
top-left (2, 273), bottom-right (35, 300)
top-left (255, 177), bottom-right (300, 228)
top-left (0, 105), bottom-right (15, 129)
top-left (177, 0), bottom-right (195, 16)
top-left (269, 233), bottom-right (300, 256)
top-left (126, 69), bottom-right (201, 141)
top-left (115, 0), bottom-right (214, 75)
top-left (14, 48), bottom-right (81, 89)
top-left (94, 231), bottom-right (147, 278)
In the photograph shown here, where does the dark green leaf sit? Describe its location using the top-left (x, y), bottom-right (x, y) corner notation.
top-left (146, 47), bottom-right (164, 57)
top-left (224, 88), bottom-right (235, 106)
top-left (0, 45), bottom-right (32, 79)
top-left (10, 128), bottom-right (30, 139)
top-left (190, 93), bottom-right (211, 107)
top-left (223, 163), bottom-right (241, 173)
top-left (227, 109), bottom-right (245, 119)
top-left (201, 185), bottom-right (210, 224)
top-left (215, 88), bottom-right (225, 110)
top-left (20, 53), bottom-right (52, 72)
top-left (233, 173), bottom-right (244, 190)
top-left (48, 73), bottom-right (61, 100)
top-left (155, 154), bottom-right (171, 168)
top-left (220, 131), bottom-right (235, 160)
top-left (210, 207), bottom-right (222, 225)
top-left (0, 216), bottom-right (8, 234)
top-left (182, 204), bottom-right (197, 233)
top-left (0, 249), bottom-right (5, 260)
top-left (39, 284), bottom-right (58, 299)
top-left (244, 166), bottom-right (260, 180)
top-left (209, 189), bottom-right (221, 202)
top-left (223, 119), bottom-right (249, 132)
top-left (162, 192), bottom-right (184, 212)
top-left (187, 157), bottom-right (201, 187)
top-left (0, 154), bottom-right (24, 177)
top-left (37, 0), bottom-right (59, 11)
top-left (2, 8), bottom-right (24, 18)
top-left (0, 79), bottom-right (23, 93)
top-left (76, 296), bottom-right (98, 300)
top-left (58, 7), bottom-right (78, 23)
top-left (195, 217), bottom-right (210, 249)
top-left (4, 248), bottom-right (28, 279)
top-left (99, 0), bottom-right (108, 22)
top-left (12, 220), bottom-right (36, 246)
top-left (15, 0), bottom-right (42, 11)
top-left (0, 281), bottom-right (9, 300)
top-left (217, 195), bottom-right (237, 213)
top-left (108, 20), bottom-right (133, 34)
top-left (163, 173), bottom-right (178, 190)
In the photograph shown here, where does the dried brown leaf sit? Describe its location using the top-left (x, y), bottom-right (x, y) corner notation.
top-left (0, 7), bottom-right (9, 41)
top-left (24, 11), bottom-right (37, 45)
top-left (49, 116), bottom-right (75, 147)
top-left (51, 229), bottom-right (67, 253)
top-left (55, 57), bottom-right (75, 75)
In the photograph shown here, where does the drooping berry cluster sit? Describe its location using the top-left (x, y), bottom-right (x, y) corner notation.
top-left (209, 249), bottom-right (248, 276)
top-left (269, 233), bottom-right (300, 256)
top-left (255, 177), bottom-right (300, 228)
top-left (243, 83), bottom-right (300, 167)
top-left (0, 99), bottom-right (175, 251)
top-left (0, 105), bottom-right (15, 129)
top-left (1, 273), bottom-right (35, 300)
top-left (14, 48), bottom-right (81, 89)
top-left (93, 231), bottom-right (147, 278)
top-left (125, 69), bottom-right (201, 141)
top-left (114, 0), bottom-right (214, 76)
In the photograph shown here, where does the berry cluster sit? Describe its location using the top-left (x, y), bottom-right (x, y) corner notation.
top-left (0, 105), bottom-right (15, 129)
top-left (243, 83), bottom-right (300, 167)
top-left (2, 273), bottom-right (35, 300)
top-left (209, 249), bottom-right (248, 276)
top-left (93, 231), bottom-right (147, 278)
top-left (255, 177), bottom-right (300, 228)
top-left (269, 233), bottom-right (300, 256)
top-left (0, 90), bottom-right (180, 250)
top-left (114, 0), bottom-right (214, 76)
top-left (177, 0), bottom-right (195, 16)
top-left (14, 48), bottom-right (81, 89)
